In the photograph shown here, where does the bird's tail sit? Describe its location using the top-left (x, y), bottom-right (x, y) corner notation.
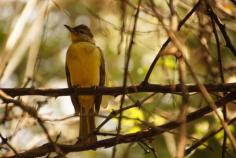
top-left (79, 106), bottom-right (97, 145)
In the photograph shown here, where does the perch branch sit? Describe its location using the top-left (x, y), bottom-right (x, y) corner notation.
top-left (5, 92), bottom-right (236, 158)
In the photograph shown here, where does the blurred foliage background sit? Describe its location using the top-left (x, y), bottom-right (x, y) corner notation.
top-left (0, 0), bottom-right (236, 158)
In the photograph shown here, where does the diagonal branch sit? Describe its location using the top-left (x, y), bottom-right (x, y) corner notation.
top-left (185, 117), bottom-right (236, 156)
top-left (207, 6), bottom-right (236, 57)
top-left (142, 0), bottom-right (201, 84)
top-left (5, 92), bottom-right (236, 158)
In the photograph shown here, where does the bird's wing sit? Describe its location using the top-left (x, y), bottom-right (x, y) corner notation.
top-left (65, 64), bottom-right (80, 114)
top-left (95, 47), bottom-right (105, 113)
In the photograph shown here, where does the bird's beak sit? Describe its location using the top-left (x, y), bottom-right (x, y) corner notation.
top-left (64, 25), bottom-right (74, 32)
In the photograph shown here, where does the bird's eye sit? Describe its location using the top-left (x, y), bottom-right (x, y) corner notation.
top-left (79, 30), bottom-right (85, 34)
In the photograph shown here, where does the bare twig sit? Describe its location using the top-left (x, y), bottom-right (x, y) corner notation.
top-left (96, 93), bottom-right (154, 133)
top-left (0, 90), bottom-right (65, 158)
top-left (51, 0), bottom-right (71, 17)
top-left (0, 133), bottom-right (18, 155)
top-left (208, 6), bottom-right (228, 158)
top-left (139, 140), bottom-right (158, 158)
top-left (207, 6), bottom-right (236, 57)
top-left (113, 1), bottom-right (142, 157)
top-left (1, 83), bottom-right (235, 97)
top-left (117, 0), bottom-right (126, 55)
top-left (142, 0), bottom-right (201, 84)
top-left (185, 117), bottom-right (236, 156)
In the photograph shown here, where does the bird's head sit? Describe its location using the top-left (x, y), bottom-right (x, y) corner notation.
top-left (64, 24), bottom-right (94, 43)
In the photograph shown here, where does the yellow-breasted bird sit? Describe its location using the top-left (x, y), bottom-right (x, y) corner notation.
top-left (65, 24), bottom-right (105, 145)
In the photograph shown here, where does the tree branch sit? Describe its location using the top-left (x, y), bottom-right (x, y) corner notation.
top-left (0, 83), bottom-right (236, 97)
top-left (5, 92), bottom-right (236, 158)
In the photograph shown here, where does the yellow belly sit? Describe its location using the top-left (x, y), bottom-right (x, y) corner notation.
top-left (66, 42), bottom-right (100, 87)
top-left (66, 42), bottom-right (101, 110)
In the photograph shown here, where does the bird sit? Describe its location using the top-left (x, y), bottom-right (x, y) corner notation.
top-left (64, 24), bottom-right (105, 145)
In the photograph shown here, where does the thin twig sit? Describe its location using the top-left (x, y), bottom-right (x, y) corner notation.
top-left (139, 140), bottom-right (158, 158)
top-left (0, 133), bottom-right (18, 155)
top-left (113, 1), bottom-right (142, 157)
top-left (185, 117), bottom-right (236, 156)
top-left (207, 6), bottom-right (236, 57)
top-left (117, 0), bottom-right (126, 55)
top-left (142, 0), bottom-right (201, 84)
top-left (96, 93), bottom-right (155, 134)
top-left (0, 90), bottom-right (65, 158)
top-left (208, 6), bottom-right (228, 158)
